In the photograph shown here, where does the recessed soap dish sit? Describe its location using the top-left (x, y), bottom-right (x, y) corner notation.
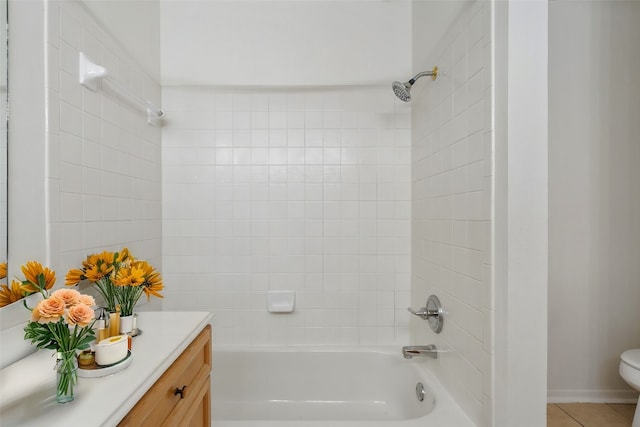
top-left (268, 290), bottom-right (295, 313)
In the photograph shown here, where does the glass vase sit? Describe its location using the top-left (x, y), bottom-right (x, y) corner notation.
top-left (56, 350), bottom-right (78, 404)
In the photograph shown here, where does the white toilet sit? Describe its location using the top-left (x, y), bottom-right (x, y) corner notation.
top-left (620, 349), bottom-right (640, 427)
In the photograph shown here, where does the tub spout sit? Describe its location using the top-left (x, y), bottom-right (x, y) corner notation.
top-left (402, 345), bottom-right (438, 359)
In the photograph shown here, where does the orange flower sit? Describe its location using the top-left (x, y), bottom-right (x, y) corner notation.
top-left (82, 253), bottom-right (102, 270)
top-left (65, 303), bottom-right (95, 327)
top-left (143, 280), bottom-right (164, 299)
top-left (96, 250), bottom-right (116, 266)
top-left (114, 265), bottom-right (145, 287)
top-left (79, 294), bottom-right (96, 307)
top-left (0, 262), bottom-right (7, 280)
top-left (137, 260), bottom-right (164, 298)
top-left (84, 262), bottom-right (113, 282)
top-left (115, 248), bottom-right (131, 264)
top-left (31, 296), bottom-right (65, 324)
top-left (23, 262), bottom-right (97, 355)
top-left (21, 261), bottom-right (56, 293)
top-left (74, 251), bottom-right (117, 283)
top-left (51, 288), bottom-right (82, 308)
top-left (0, 281), bottom-right (25, 307)
top-left (64, 268), bottom-right (86, 286)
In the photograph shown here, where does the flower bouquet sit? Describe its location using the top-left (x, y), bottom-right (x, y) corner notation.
top-left (112, 259), bottom-right (163, 317)
top-left (65, 248), bottom-right (163, 332)
top-left (21, 261), bottom-right (96, 403)
top-left (64, 249), bottom-right (131, 313)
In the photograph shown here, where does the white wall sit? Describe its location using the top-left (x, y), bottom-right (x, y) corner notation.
top-left (47, 0), bottom-right (163, 283)
top-left (2, 0), bottom-right (162, 332)
top-left (160, 0), bottom-right (411, 86)
top-left (410, 1), bottom-right (492, 425)
top-left (548, 0), bottom-right (640, 403)
top-left (162, 86), bottom-right (412, 345)
top-left (493, 1), bottom-right (548, 425)
top-left (81, 0), bottom-right (161, 82)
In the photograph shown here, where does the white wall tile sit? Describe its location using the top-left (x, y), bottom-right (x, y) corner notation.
top-left (163, 86), bottom-right (410, 345)
top-left (411, 1), bottom-right (492, 426)
top-left (46, 0), bottom-right (162, 277)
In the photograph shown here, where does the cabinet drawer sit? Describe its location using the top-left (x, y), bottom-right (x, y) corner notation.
top-left (119, 325), bottom-right (211, 427)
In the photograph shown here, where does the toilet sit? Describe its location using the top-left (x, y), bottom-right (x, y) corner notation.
top-left (620, 349), bottom-right (640, 427)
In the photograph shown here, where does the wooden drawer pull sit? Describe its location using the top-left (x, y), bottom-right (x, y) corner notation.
top-left (174, 385), bottom-right (187, 399)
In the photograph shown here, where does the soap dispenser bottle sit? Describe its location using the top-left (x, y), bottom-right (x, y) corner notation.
top-left (94, 307), bottom-right (110, 342)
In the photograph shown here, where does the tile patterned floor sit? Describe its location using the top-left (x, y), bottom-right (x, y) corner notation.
top-left (547, 403), bottom-right (637, 427)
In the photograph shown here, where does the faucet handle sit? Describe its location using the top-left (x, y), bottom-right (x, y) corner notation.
top-left (407, 306), bottom-right (440, 319)
top-left (407, 306), bottom-right (430, 319)
top-left (407, 295), bottom-right (444, 334)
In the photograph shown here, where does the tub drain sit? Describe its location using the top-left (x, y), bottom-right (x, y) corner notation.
top-left (415, 382), bottom-right (425, 402)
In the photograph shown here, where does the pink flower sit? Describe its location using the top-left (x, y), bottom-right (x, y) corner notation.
top-left (31, 297), bottom-right (65, 324)
top-left (66, 303), bottom-right (95, 327)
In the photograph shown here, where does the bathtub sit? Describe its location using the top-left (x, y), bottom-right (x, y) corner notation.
top-left (212, 346), bottom-right (475, 427)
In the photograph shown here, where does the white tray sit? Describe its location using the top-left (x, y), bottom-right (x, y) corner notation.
top-left (78, 351), bottom-right (132, 378)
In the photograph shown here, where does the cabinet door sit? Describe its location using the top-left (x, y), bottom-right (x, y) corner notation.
top-left (119, 325), bottom-right (212, 427)
top-left (162, 374), bottom-right (211, 427)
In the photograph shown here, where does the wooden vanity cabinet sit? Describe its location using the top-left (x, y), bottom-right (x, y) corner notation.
top-left (118, 325), bottom-right (212, 427)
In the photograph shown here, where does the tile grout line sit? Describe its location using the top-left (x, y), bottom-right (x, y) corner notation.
top-left (554, 404), bottom-right (586, 427)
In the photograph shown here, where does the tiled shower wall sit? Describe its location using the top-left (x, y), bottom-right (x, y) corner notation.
top-left (162, 86), bottom-right (411, 345)
top-left (46, 1), bottom-right (162, 276)
top-left (411, 1), bottom-right (493, 426)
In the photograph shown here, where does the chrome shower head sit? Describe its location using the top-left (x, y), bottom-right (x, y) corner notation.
top-left (392, 66), bottom-right (439, 102)
top-left (392, 81), bottom-right (412, 102)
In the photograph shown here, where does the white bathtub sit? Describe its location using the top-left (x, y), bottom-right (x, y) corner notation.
top-left (212, 347), bottom-right (475, 427)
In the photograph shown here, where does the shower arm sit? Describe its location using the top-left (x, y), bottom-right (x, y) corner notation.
top-left (409, 66), bottom-right (439, 84)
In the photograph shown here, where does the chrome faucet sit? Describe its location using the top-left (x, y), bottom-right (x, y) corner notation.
top-left (402, 344), bottom-right (438, 359)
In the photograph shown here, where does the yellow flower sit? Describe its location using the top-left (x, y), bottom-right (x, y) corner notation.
top-left (96, 250), bottom-right (115, 265)
top-left (65, 268), bottom-right (86, 286)
top-left (0, 281), bottom-right (25, 307)
top-left (20, 261), bottom-right (56, 293)
top-left (84, 262), bottom-right (113, 282)
top-left (143, 280), bottom-right (164, 299)
top-left (114, 265), bottom-right (145, 287)
top-left (79, 251), bottom-right (115, 280)
top-left (0, 262), bottom-right (7, 280)
top-left (82, 253), bottom-right (102, 270)
top-left (137, 260), bottom-right (164, 299)
top-left (115, 247), bottom-right (132, 264)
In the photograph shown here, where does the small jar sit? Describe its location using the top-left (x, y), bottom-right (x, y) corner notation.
top-left (77, 350), bottom-right (95, 367)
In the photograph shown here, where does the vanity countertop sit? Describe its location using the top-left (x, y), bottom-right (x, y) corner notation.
top-left (0, 311), bottom-right (213, 427)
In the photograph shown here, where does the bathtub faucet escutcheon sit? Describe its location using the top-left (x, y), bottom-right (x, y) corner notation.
top-left (407, 294), bottom-right (444, 333)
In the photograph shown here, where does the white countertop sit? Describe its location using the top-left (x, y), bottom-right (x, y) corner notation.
top-left (0, 311), bottom-right (213, 427)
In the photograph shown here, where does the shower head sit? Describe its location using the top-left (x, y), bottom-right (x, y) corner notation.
top-left (392, 66), bottom-right (439, 102)
top-left (392, 81), bottom-right (412, 102)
